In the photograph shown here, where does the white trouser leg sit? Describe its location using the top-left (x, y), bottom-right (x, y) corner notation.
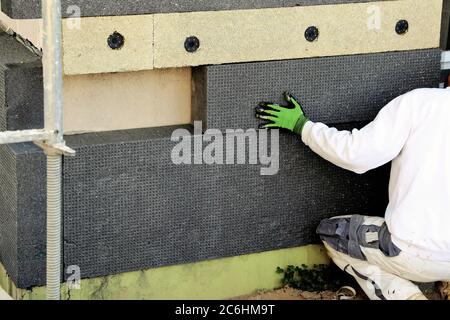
top-left (317, 215), bottom-right (450, 300)
top-left (324, 242), bottom-right (426, 300)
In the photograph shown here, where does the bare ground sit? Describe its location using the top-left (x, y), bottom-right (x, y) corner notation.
top-left (235, 286), bottom-right (443, 300)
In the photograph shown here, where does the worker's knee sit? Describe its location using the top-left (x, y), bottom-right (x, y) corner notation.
top-left (316, 215), bottom-right (400, 262)
top-left (316, 215), bottom-right (366, 260)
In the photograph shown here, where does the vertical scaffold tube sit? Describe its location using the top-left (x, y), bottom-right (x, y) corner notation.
top-left (42, 0), bottom-right (64, 300)
top-left (46, 155), bottom-right (62, 300)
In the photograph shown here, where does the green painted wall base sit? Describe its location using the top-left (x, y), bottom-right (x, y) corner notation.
top-left (0, 245), bottom-right (328, 300)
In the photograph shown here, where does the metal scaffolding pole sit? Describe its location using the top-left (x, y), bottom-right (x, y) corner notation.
top-left (0, 129), bottom-right (52, 144)
top-left (42, 0), bottom-right (64, 301)
top-left (0, 0), bottom-right (74, 300)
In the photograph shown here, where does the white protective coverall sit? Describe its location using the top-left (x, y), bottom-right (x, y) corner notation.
top-left (304, 88), bottom-right (450, 300)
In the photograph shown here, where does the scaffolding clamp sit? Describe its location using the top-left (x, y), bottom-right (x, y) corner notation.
top-left (35, 140), bottom-right (76, 157)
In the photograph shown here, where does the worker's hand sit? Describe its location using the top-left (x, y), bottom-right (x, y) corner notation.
top-left (255, 92), bottom-right (309, 135)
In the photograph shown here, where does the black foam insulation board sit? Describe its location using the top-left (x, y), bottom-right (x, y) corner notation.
top-left (62, 125), bottom-right (389, 282)
top-left (0, 143), bottom-right (46, 288)
top-left (193, 49), bottom-right (442, 130)
top-left (2, 0), bottom-right (391, 19)
top-left (0, 123), bottom-right (390, 287)
top-left (443, 0), bottom-right (450, 50)
top-left (0, 32), bottom-right (43, 132)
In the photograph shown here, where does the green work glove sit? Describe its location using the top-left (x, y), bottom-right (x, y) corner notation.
top-left (255, 92), bottom-right (309, 135)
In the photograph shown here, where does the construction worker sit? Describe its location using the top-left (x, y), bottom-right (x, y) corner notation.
top-left (256, 88), bottom-right (450, 300)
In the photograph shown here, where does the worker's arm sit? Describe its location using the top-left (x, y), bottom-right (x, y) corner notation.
top-left (256, 92), bottom-right (413, 174)
top-left (302, 94), bottom-right (413, 174)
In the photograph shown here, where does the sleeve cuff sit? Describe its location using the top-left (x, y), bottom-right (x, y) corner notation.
top-left (301, 120), bottom-right (314, 145)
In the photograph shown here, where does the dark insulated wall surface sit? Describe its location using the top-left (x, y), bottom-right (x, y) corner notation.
top-left (0, 47), bottom-right (442, 288)
top-left (443, 0), bottom-right (450, 49)
top-left (62, 126), bottom-right (390, 283)
top-left (2, 0), bottom-right (389, 19)
top-left (0, 33), bottom-right (43, 132)
top-left (1, 125), bottom-right (391, 288)
top-left (0, 144), bottom-right (46, 288)
top-left (193, 49), bottom-right (442, 130)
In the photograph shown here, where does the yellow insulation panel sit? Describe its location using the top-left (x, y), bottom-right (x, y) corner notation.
top-left (61, 0), bottom-right (442, 74)
top-left (63, 15), bottom-right (154, 75)
top-left (63, 68), bottom-right (192, 134)
top-left (154, 0), bottom-right (442, 68)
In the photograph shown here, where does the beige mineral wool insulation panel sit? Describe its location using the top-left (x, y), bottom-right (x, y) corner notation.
top-left (60, 0), bottom-right (442, 74)
top-left (63, 15), bottom-right (154, 75)
top-left (0, 11), bottom-right (41, 48)
top-left (154, 0), bottom-right (442, 68)
top-left (63, 68), bottom-right (191, 134)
